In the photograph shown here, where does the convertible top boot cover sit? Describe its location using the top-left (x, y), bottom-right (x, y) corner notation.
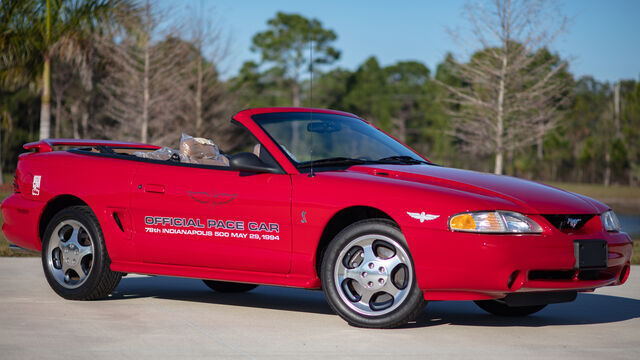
top-left (132, 147), bottom-right (187, 162)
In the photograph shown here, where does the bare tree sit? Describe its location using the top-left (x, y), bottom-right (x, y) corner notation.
top-left (51, 59), bottom-right (74, 138)
top-left (48, 34), bottom-right (95, 139)
top-left (175, 4), bottom-right (235, 143)
top-left (439, 0), bottom-right (570, 174)
top-left (98, 0), bottom-right (189, 145)
top-left (66, 83), bottom-right (93, 139)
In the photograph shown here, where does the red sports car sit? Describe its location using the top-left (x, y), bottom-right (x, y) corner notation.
top-left (1, 107), bottom-right (632, 328)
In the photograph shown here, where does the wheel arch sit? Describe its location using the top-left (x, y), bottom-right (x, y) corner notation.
top-left (314, 206), bottom-right (398, 277)
top-left (39, 195), bottom-right (90, 241)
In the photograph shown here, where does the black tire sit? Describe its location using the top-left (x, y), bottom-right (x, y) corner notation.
top-left (202, 280), bottom-right (258, 293)
top-left (321, 219), bottom-right (425, 328)
top-left (474, 300), bottom-right (547, 316)
top-left (41, 205), bottom-right (122, 300)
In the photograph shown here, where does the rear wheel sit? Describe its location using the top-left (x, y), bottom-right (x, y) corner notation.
top-left (321, 219), bottom-right (425, 328)
top-left (474, 300), bottom-right (546, 316)
top-left (42, 206), bottom-right (122, 300)
top-left (202, 280), bottom-right (258, 293)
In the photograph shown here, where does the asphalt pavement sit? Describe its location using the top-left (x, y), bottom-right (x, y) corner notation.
top-left (1, 257), bottom-right (639, 359)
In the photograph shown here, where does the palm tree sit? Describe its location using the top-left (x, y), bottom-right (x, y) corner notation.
top-left (1, 0), bottom-right (136, 140)
top-left (0, 1), bottom-right (40, 91)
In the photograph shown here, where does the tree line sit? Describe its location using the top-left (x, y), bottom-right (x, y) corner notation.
top-left (1, 0), bottom-right (638, 186)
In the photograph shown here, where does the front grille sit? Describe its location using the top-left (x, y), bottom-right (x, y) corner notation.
top-left (578, 270), bottom-right (601, 281)
top-left (542, 214), bottom-right (595, 231)
top-left (528, 270), bottom-right (574, 281)
top-left (528, 269), bottom-right (616, 282)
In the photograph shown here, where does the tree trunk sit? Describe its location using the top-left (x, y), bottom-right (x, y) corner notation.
top-left (81, 111), bottom-right (88, 138)
top-left (195, 53), bottom-right (203, 132)
top-left (141, 35), bottom-right (150, 143)
top-left (604, 150), bottom-right (611, 187)
top-left (39, 55), bottom-right (52, 140)
top-left (70, 101), bottom-right (80, 139)
top-left (139, 1), bottom-right (151, 143)
top-left (536, 126), bottom-right (544, 161)
top-left (494, 10), bottom-right (509, 175)
top-left (494, 151), bottom-right (504, 176)
top-left (54, 94), bottom-right (62, 138)
top-left (71, 118), bottom-right (79, 139)
top-left (494, 66), bottom-right (506, 175)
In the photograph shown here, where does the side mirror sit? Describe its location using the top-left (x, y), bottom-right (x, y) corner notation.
top-left (229, 152), bottom-right (279, 174)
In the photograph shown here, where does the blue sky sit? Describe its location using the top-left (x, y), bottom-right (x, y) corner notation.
top-left (165, 0), bottom-right (640, 83)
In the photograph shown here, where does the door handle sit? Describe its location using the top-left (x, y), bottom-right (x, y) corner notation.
top-left (144, 184), bottom-right (165, 193)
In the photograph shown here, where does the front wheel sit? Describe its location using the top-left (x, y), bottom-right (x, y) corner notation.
top-left (474, 300), bottom-right (546, 316)
top-left (321, 219), bottom-right (425, 328)
top-left (41, 206), bottom-right (122, 300)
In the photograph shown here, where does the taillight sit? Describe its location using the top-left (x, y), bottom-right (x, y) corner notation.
top-left (13, 172), bottom-right (20, 193)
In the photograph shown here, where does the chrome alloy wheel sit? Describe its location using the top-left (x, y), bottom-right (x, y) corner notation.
top-left (46, 220), bottom-right (95, 289)
top-left (334, 234), bottom-right (413, 316)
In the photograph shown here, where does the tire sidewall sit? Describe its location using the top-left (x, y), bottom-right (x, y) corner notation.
top-left (321, 219), bottom-right (424, 328)
top-left (41, 206), bottom-right (108, 300)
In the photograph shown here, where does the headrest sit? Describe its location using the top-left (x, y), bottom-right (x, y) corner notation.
top-left (180, 134), bottom-right (219, 159)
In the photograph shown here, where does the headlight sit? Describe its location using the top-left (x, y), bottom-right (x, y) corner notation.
top-left (449, 211), bottom-right (543, 234)
top-left (601, 210), bottom-right (622, 232)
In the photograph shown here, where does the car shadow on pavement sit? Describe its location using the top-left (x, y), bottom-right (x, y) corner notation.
top-left (110, 275), bottom-right (335, 315)
top-left (111, 275), bottom-right (640, 327)
top-left (411, 293), bottom-right (640, 328)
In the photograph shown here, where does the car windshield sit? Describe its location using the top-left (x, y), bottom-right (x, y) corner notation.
top-left (252, 112), bottom-right (429, 169)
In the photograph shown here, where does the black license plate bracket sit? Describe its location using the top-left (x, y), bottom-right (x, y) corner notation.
top-left (574, 239), bottom-right (608, 269)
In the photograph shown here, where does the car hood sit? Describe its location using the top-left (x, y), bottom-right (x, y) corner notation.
top-left (348, 164), bottom-right (607, 215)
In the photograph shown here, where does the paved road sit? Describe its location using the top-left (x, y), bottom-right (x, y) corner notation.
top-left (1, 258), bottom-right (639, 359)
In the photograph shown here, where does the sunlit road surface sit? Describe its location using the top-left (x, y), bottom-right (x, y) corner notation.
top-left (1, 258), bottom-right (638, 359)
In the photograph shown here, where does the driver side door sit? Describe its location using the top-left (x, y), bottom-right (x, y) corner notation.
top-left (130, 160), bottom-right (292, 274)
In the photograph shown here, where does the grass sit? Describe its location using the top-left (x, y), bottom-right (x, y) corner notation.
top-left (0, 184), bottom-right (637, 263)
top-left (546, 182), bottom-right (640, 215)
top-left (546, 182), bottom-right (640, 199)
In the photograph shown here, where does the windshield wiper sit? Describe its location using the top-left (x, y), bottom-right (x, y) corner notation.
top-left (374, 155), bottom-right (429, 165)
top-left (297, 157), bottom-right (367, 169)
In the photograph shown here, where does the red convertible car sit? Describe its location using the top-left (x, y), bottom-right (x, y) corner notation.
top-left (1, 107), bottom-right (632, 328)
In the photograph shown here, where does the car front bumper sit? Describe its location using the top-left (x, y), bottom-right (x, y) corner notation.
top-left (403, 226), bottom-right (633, 301)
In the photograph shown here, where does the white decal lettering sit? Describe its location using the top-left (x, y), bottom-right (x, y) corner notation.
top-left (32, 175), bottom-right (41, 196)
